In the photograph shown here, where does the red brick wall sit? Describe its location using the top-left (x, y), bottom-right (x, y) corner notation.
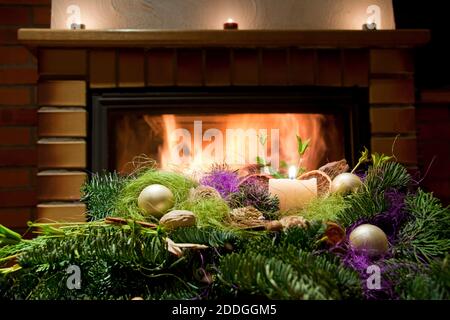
top-left (417, 90), bottom-right (450, 206)
top-left (0, 0), bottom-right (51, 232)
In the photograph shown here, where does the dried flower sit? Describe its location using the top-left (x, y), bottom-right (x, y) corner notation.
top-left (188, 185), bottom-right (222, 201)
top-left (229, 176), bottom-right (279, 219)
top-left (165, 238), bottom-right (208, 257)
top-left (200, 168), bottom-right (240, 199)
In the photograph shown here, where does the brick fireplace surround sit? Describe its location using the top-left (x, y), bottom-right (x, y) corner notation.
top-left (5, 20), bottom-right (450, 230)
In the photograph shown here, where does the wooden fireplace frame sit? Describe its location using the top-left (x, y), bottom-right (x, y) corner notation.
top-left (90, 87), bottom-right (369, 173)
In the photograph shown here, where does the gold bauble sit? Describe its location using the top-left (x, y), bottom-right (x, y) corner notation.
top-left (137, 184), bottom-right (174, 218)
top-left (331, 173), bottom-right (362, 195)
top-left (349, 224), bottom-right (389, 256)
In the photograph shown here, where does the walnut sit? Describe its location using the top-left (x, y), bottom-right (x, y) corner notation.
top-left (159, 210), bottom-right (196, 229)
top-left (266, 220), bottom-right (283, 232)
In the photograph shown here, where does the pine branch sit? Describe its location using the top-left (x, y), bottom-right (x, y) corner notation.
top-left (395, 190), bottom-right (450, 264)
top-left (2, 224), bottom-right (205, 300)
top-left (279, 221), bottom-right (325, 251)
top-left (170, 227), bottom-right (238, 248)
top-left (293, 251), bottom-right (362, 300)
top-left (383, 256), bottom-right (450, 300)
top-left (335, 162), bottom-right (409, 227)
top-left (336, 190), bottom-right (388, 227)
top-left (18, 225), bottom-right (170, 271)
top-left (219, 226), bottom-right (362, 300)
top-left (81, 172), bottom-right (129, 221)
top-left (218, 251), bottom-right (326, 300)
top-left (365, 161), bottom-right (411, 193)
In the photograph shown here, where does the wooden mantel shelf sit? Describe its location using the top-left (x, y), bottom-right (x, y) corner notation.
top-left (18, 29), bottom-right (430, 48)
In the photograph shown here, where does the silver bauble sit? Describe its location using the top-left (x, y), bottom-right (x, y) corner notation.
top-left (137, 184), bottom-right (174, 218)
top-left (349, 224), bottom-right (389, 256)
top-left (331, 173), bottom-right (362, 195)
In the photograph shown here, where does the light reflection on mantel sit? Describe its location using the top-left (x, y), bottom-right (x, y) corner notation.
top-left (51, 0), bottom-right (395, 30)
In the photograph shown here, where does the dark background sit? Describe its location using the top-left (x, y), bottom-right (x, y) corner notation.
top-left (394, 0), bottom-right (450, 89)
top-left (394, 0), bottom-right (450, 205)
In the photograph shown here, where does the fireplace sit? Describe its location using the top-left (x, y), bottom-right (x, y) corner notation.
top-left (91, 88), bottom-right (369, 174)
top-left (16, 29), bottom-right (429, 221)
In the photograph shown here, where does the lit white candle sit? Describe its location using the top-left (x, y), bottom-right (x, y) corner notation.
top-left (269, 166), bottom-right (317, 211)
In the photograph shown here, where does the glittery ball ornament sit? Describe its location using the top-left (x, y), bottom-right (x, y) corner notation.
top-left (137, 184), bottom-right (174, 218)
top-left (331, 173), bottom-right (362, 195)
top-left (349, 224), bottom-right (389, 256)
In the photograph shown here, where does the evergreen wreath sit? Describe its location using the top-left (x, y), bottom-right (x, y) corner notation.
top-left (1, 150), bottom-right (449, 300)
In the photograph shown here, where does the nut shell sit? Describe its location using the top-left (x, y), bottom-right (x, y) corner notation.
top-left (299, 170), bottom-right (332, 197)
top-left (266, 220), bottom-right (283, 232)
top-left (159, 210), bottom-right (196, 229)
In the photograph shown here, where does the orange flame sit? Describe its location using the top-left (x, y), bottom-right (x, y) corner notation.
top-left (155, 113), bottom-right (343, 173)
top-left (114, 113), bottom-right (344, 174)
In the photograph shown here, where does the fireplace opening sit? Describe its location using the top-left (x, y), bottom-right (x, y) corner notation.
top-left (90, 88), bottom-right (369, 174)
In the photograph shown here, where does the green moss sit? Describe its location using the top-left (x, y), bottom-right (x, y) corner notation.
top-left (115, 169), bottom-right (197, 220)
top-left (284, 194), bottom-right (348, 222)
top-left (178, 198), bottom-right (230, 228)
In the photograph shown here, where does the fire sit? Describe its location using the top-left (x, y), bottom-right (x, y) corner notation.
top-left (115, 113), bottom-right (343, 174)
top-left (153, 113), bottom-right (343, 174)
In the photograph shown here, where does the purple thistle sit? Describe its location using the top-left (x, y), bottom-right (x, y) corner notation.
top-left (200, 169), bottom-right (240, 199)
top-left (354, 171), bottom-right (367, 181)
top-left (228, 176), bottom-right (279, 217)
top-left (372, 190), bottom-right (408, 244)
top-left (332, 190), bottom-right (409, 299)
top-left (237, 176), bottom-right (269, 207)
top-left (339, 244), bottom-right (396, 300)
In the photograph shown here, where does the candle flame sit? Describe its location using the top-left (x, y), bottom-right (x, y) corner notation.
top-left (288, 166), bottom-right (297, 180)
top-left (227, 18), bottom-right (234, 23)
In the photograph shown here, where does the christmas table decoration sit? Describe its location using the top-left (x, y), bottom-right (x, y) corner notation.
top-left (0, 143), bottom-right (449, 300)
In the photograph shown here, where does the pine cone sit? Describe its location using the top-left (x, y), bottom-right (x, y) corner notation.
top-left (230, 206), bottom-right (264, 222)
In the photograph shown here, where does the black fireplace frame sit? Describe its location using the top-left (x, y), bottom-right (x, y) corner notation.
top-left (89, 87), bottom-right (369, 173)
